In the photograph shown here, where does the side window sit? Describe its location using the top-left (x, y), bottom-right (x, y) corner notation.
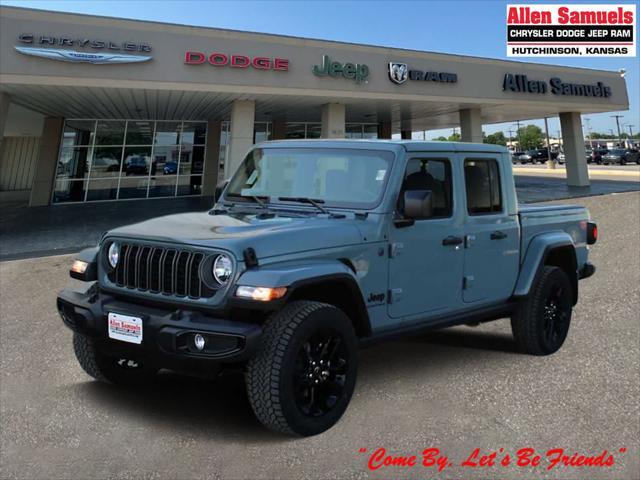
top-left (401, 158), bottom-right (453, 218)
top-left (464, 158), bottom-right (502, 215)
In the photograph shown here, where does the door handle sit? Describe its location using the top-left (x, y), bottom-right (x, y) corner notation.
top-left (442, 236), bottom-right (463, 246)
top-left (491, 231), bottom-right (508, 240)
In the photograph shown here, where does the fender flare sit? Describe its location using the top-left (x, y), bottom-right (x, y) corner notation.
top-left (236, 260), bottom-right (371, 336)
top-left (513, 231), bottom-right (578, 300)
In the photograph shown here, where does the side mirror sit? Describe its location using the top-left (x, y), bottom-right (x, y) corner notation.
top-left (403, 189), bottom-right (433, 219)
top-left (214, 179), bottom-right (230, 203)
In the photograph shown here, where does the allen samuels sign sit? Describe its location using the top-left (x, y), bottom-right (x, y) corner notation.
top-left (506, 4), bottom-right (636, 57)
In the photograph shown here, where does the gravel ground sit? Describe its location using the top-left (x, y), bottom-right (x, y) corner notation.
top-left (1, 192), bottom-right (638, 480)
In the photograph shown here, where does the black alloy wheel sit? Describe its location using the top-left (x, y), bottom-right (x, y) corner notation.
top-left (246, 301), bottom-right (358, 436)
top-left (293, 330), bottom-right (349, 417)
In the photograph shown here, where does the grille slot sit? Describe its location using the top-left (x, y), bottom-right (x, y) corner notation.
top-left (107, 243), bottom-right (216, 299)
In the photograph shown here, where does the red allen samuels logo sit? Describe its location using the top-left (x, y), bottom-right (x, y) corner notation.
top-left (506, 4), bottom-right (636, 57)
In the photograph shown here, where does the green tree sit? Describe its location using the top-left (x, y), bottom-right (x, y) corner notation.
top-left (448, 132), bottom-right (461, 142)
top-left (432, 136), bottom-right (448, 141)
top-left (485, 131), bottom-right (507, 146)
top-left (518, 125), bottom-right (544, 150)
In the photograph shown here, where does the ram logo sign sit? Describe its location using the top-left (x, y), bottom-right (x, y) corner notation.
top-left (15, 46), bottom-right (152, 64)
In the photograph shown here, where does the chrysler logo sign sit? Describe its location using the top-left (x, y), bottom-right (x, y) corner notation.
top-left (15, 33), bottom-right (152, 64)
top-left (15, 47), bottom-right (152, 64)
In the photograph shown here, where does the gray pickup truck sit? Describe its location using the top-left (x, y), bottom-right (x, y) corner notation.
top-left (58, 140), bottom-right (597, 436)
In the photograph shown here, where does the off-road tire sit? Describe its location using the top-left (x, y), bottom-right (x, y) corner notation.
top-left (511, 266), bottom-right (573, 356)
top-left (73, 333), bottom-right (157, 385)
top-left (245, 301), bottom-right (358, 436)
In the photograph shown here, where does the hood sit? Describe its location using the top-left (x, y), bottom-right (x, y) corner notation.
top-left (107, 210), bottom-right (365, 260)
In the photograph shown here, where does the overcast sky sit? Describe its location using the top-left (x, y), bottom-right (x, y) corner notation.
top-left (4, 0), bottom-right (638, 140)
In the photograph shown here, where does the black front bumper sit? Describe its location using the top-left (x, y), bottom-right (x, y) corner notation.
top-left (57, 287), bottom-right (263, 365)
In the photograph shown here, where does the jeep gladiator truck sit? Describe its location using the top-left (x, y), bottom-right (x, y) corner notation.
top-left (58, 140), bottom-right (597, 436)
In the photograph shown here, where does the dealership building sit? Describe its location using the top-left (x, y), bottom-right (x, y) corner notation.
top-left (0, 6), bottom-right (629, 206)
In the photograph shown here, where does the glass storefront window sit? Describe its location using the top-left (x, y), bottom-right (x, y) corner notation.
top-left (90, 147), bottom-right (123, 178)
top-left (148, 176), bottom-right (177, 198)
top-left (126, 121), bottom-right (155, 145)
top-left (179, 145), bottom-right (205, 175)
top-left (363, 124), bottom-right (378, 139)
top-left (53, 179), bottom-right (87, 203)
top-left (306, 124), bottom-right (322, 139)
top-left (54, 119), bottom-right (210, 203)
top-left (62, 120), bottom-right (95, 147)
top-left (95, 121), bottom-right (125, 145)
top-left (152, 145), bottom-right (180, 175)
top-left (181, 122), bottom-right (207, 147)
top-left (285, 123), bottom-right (306, 139)
top-left (346, 124), bottom-right (363, 139)
top-left (118, 177), bottom-right (149, 199)
top-left (155, 122), bottom-right (181, 145)
top-left (254, 122), bottom-right (271, 143)
top-left (58, 147), bottom-right (91, 179)
top-left (123, 147), bottom-right (152, 176)
top-left (176, 175), bottom-right (202, 196)
top-left (86, 179), bottom-right (119, 201)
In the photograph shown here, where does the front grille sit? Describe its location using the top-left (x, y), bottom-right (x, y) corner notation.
top-left (107, 243), bottom-right (216, 299)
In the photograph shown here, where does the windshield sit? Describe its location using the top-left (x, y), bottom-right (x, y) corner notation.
top-left (609, 149), bottom-right (625, 155)
top-left (225, 147), bottom-right (395, 208)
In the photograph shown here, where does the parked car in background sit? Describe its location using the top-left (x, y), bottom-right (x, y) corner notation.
top-left (585, 149), bottom-right (593, 163)
top-left (124, 156), bottom-right (149, 176)
top-left (163, 161), bottom-right (178, 175)
top-left (516, 151), bottom-right (532, 163)
top-left (529, 148), bottom-right (558, 162)
top-left (557, 152), bottom-right (565, 164)
top-left (601, 148), bottom-right (640, 165)
top-left (591, 148), bottom-right (608, 164)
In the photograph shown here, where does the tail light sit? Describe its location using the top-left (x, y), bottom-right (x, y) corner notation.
top-left (587, 222), bottom-right (598, 245)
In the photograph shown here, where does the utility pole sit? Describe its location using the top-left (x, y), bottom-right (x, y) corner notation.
top-left (507, 129), bottom-right (515, 150)
top-left (556, 129), bottom-right (562, 150)
top-left (628, 125), bottom-right (635, 148)
top-left (611, 115), bottom-right (624, 147)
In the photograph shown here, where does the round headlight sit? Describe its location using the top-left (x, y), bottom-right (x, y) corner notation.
top-left (107, 242), bottom-right (120, 268)
top-left (213, 254), bottom-right (233, 285)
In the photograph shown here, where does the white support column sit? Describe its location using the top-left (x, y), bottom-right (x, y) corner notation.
top-left (321, 103), bottom-right (345, 138)
top-left (29, 117), bottom-right (64, 206)
top-left (459, 108), bottom-right (483, 143)
top-left (226, 100), bottom-right (255, 180)
top-left (560, 112), bottom-right (589, 187)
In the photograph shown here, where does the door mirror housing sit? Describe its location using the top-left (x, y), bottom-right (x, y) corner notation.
top-left (403, 189), bottom-right (433, 219)
top-left (214, 179), bottom-right (230, 203)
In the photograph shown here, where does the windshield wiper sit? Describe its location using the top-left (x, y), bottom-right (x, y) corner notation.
top-left (278, 196), bottom-right (331, 215)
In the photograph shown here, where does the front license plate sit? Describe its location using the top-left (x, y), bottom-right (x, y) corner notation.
top-left (108, 312), bottom-right (143, 344)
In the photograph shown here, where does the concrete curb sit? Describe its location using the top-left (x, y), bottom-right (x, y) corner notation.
top-left (513, 167), bottom-right (640, 178)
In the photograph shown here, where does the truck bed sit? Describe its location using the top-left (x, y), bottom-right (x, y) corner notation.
top-left (518, 203), bottom-right (590, 267)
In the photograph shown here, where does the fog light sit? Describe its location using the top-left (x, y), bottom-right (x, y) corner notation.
top-left (194, 333), bottom-right (206, 351)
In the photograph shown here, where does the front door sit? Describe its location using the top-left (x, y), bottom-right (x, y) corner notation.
top-left (387, 155), bottom-right (464, 320)
top-left (461, 155), bottom-right (520, 304)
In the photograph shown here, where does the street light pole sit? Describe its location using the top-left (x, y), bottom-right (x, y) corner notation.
top-left (611, 115), bottom-right (624, 147)
top-left (584, 117), bottom-right (593, 148)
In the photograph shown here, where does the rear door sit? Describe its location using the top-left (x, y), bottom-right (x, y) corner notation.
top-left (461, 155), bottom-right (520, 304)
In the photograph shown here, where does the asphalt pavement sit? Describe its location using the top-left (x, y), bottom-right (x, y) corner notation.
top-left (0, 192), bottom-right (639, 479)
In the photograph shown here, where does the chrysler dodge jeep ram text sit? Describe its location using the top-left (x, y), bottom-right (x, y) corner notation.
top-left (58, 140), bottom-right (597, 436)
